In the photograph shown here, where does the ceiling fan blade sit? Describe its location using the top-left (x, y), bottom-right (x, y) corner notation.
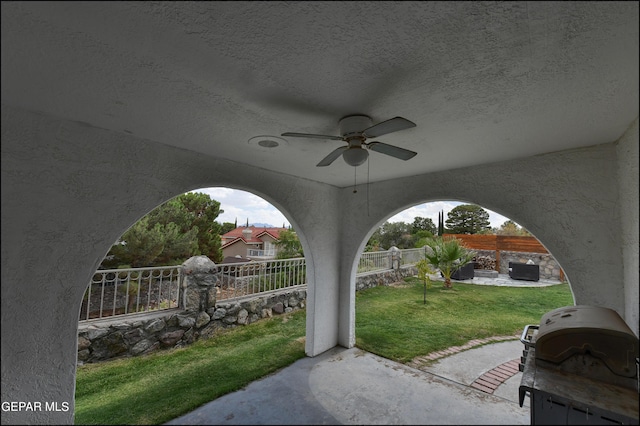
top-left (281, 132), bottom-right (343, 141)
top-left (362, 117), bottom-right (416, 138)
top-left (367, 141), bottom-right (417, 161)
top-left (316, 146), bottom-right (348, 167)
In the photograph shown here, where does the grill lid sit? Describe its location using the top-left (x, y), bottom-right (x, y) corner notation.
top-left (534, 305), bottom-right (639, 378)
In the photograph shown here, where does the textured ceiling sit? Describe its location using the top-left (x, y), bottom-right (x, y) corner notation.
top-left (1, 1), bottom-right (638, 187)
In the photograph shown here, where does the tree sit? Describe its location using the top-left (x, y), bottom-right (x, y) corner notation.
top-left (445, 204), bottom-right (491, 234)
top-left (374, 221), bottom-right (415, 249)
top-left (101, 192), bottom-right (224, 268)
top-left (422, 236), bottom-right (475, 289)
top-left (106, 217), bottom-right (165, 268)
top-left (495, 220), bottom-right (531, 236)
top-left (275, 229), bottom-right (303, 259)
top-left (364, 233), bottom-right (382, 252)
top-left (415, 259), bottom-right (436, 304)
top-left (412, 217), bottom-right (436, 235)
top-left (152, 222), bottom-right (200, 266)
top-left (438, 211), bottom-right (445, 236)
top-left (176, 192), bottom-right (224, 263)
top-left (220, 222), bottom-right (236, 235)
top-left (367, 220), bottom-right (436, 250)
top-left (105, 217), bottom-right (199, 268)
top-left (413, 230), bottom-right (434, 249)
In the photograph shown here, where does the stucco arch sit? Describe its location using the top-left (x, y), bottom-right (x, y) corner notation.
top-left (356, 196), bottom-right (574, 276)
top-left (1, 108), bottom-right (341, 423)
top-left (334, 142), bottom-right (628, 348)
top-left (2, 106), bottom-right (637, 425)
top-left (77, 163), bottom-right (327, 344)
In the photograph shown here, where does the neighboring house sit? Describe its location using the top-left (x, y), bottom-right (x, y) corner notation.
top-left (220, 226), bottom-right (287, 260)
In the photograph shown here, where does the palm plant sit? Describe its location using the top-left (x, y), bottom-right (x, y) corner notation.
top-left (422, 236), bottom-right (475, 289)
top-left (415, 259), bottom-right (436, 304)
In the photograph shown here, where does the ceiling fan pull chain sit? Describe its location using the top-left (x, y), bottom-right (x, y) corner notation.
top-left (353, 166), bottom-right (358, 193)
top-left (367, 156), bottom-right (370, 215)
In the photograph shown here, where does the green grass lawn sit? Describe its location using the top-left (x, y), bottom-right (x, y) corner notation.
top-left (75, 278), bottom-right (573, 424)
top-left (355, 277), bottom-right (573, 363)
top-left (74, 312), bottom-right (307, 425)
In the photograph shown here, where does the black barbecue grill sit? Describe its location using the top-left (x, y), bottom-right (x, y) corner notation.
top-left (519, 305), bottom-right (639, 425)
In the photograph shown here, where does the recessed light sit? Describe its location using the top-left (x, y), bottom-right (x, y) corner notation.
top-left (248, 135), bottom-right (288, 149)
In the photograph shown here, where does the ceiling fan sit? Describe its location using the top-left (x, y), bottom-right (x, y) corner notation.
top-left (282, 115), bottom-right (418, 167)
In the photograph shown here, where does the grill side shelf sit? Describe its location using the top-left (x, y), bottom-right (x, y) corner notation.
top-left (519, 324), bottom-right (539, 372)
top-left (519, 346), bottom-right (537, 408)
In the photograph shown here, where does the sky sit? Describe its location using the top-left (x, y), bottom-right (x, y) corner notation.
top-left (194, 187), bottom-right (512, 230)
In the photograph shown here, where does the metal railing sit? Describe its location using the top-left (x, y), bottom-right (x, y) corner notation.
top-left (216, 257), bottom-right (306, 301)
top-left (357, 247), bottom-right (427, 273)
top-left (80, 248), bottom-right (425, 322)
top-left (79, 266), bottom-right (181, 321)
top-left (358, 251), bottom-right (391, 273)
top-left (399, 248), bottom-right (426, 266)
top-left (247, 249), bottom-right (276, 257)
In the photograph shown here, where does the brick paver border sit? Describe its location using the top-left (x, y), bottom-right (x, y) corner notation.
top-left (408, 335), bottom-right (519, 367)
top-left (470, 358), bottom-right (520, 394)
top-left (408, 335), bottom-right (522, 394)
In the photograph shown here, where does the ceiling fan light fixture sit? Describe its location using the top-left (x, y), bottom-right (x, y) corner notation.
top-left (342, 147), bottom-right (369, 167)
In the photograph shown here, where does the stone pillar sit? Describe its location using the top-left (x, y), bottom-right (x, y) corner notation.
top-left (389, 246), bottom-right (402, 270)
top-left (181, 256), bottom-right (218, 312)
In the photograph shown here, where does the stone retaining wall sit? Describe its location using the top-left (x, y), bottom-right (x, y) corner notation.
top-left (498, 251), bottom-right (562, 280)
top-left (471, 249), bottom-right (563, 280)
top-left (356, 266), bottom-right (418, 291)
top-left (77, 258), bottom-right (417, 364)
top-left (77, 287), bottom-right (307, 363)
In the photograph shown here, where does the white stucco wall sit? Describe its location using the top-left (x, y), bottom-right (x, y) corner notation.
top-left (336, 131), bottom-right (638, 347)
top-left (2, 105), bottom-right (637, 424)
top-left (616, 117), bottom-right (639, 337)
top-left (1, 106), bottom-right (342, 424)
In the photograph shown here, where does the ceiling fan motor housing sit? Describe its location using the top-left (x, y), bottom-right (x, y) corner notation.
top-left (339, 115), bottom-right (372, 139)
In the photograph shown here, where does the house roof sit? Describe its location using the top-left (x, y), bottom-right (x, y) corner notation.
top-left (220, 256), bottom-right (252, 265)
top-left (220, 227), bottom-right (288, 249)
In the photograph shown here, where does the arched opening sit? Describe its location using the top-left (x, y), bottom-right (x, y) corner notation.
top-left (74, 186), bottom-right (309, 424)
top-left (356, 198), bottom-right (576, 289)
top-left (383, 199), bottom-right (572, 283)
top-left (351, 199), bottom-right (575, 405)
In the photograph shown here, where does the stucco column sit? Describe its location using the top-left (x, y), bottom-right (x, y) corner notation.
top-left (285, 188), bottom-right (343, 357)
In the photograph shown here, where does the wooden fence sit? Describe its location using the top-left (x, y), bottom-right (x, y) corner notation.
top-left (444, 234), bottom-right (548, 253)
top-left (443, 234), bottom-right (564, 280)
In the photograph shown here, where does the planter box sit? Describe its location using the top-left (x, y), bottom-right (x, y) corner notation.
top-left (451, 262), bottom-right (475, 280)
top-left (509, 262), bottom-right (539, 281)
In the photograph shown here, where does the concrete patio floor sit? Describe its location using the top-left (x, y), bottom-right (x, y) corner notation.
top-left (166, 275), bottom-right (561, 425)
top-left (166, 341), bottom-right (531, 425)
